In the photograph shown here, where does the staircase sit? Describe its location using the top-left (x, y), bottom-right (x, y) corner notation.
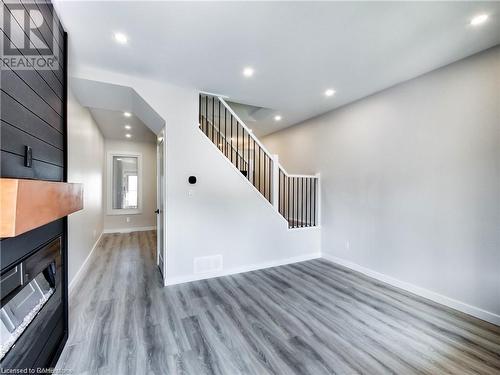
top-left (199, 93), bottom-right (319, 229)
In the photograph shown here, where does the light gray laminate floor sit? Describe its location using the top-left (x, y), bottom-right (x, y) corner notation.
top-left (57, 231), bottom-right (500, 374)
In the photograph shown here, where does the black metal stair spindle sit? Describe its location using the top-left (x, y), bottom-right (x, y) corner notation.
top-left (306, 178), bottom-right (311, 227)
top-left (207, 96), bottom-right (210, 139)
top-left (268, 156), bottom-right (272, 203)
top-left (292, 177), bottom-right (295, 228)
top-left (299, 178), bottom-right (301, 227)
top-left (309, 178), bottom-right (312, 226)
top-left (304, 178), bottom-right (307, 227)
top-left (224, 108), bottom-right (227, 157)
top-left (304, 178), bottom-right (306, 226)
top-left (259, 146), bottom-right (262, 193)
top-left (293, 177), bottom-right (299, 227)
top-left (278, 170), bottom-right (281, 214)
top-left (253, 140), bottom-right (256, 185)
top-left (305, 178), bottom-right (308, 226)
top-left (236, 122), bottom-right (240, 169)
top-left (286, 176), bottom-right (290, 226)
top-left (299, 177), bottom-right (302, 227)
top-left (313, 178), bottom-right (316, 226)
top-left (297, 177), bottom-right (304, 226)
top-left (243, 127), bottom-right (247, 176)
top-left (247, 133), bottom-right (250, 180)
top-left (296, 177), bottom-right (299, 228)
top-left (230, 116), bottom-right (233, 163)
top-left (282, 171), bottom-right (285, 216)
top-left (268, 156), bottom-right (271, 203)
top-left (308, 178), bottom-right (312, 226)
top-left (283, 171), bottom-right (286, 216)
top-left (263, 152), bottom-right (267, 200)
top-left (297, 177), bottom-right (300, 228)
top-left (211, 96), bottom-right (214, 143)
top-left (203, 96), bottom-right (207, 134)
top-left (218, 99), bottom-right (221, 148)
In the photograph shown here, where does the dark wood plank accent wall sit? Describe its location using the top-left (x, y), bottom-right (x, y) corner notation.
top-left (1, 0), bottom-right (65, 181)
top-left (1, 0), bottom-right (69, 369)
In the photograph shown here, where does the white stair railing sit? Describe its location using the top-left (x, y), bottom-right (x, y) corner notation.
top-left (199, 93), bottom-right (319, 228)
top-left (277, 160), bottom-right (320, 228)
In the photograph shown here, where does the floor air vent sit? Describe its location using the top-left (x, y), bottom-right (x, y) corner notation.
top-left (194, 255), bottom-right (223, 274)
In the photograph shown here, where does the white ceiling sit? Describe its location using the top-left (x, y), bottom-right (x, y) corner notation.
top-left (55, 1), bottom-right (500, 136)
top-left (89, 108), bottom-right (156, 143)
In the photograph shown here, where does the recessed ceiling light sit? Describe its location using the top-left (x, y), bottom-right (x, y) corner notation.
top-left (124, 125), bottom-right (131, 130)
top-left (325, 89), bottom-right (336, 97)
top-left (243, 67), bottom-right (254, 77)
top-left (125, 134), bottom-right (132, 138)
top-left (274, 115), bottom-right (282, 121)
top-left (123, 111), bottom-right (131, 117)
top-left (470, 14), bottom-right (489, 26)
top-left (116, 158), bottom-right (122, 161)
top-left (114, 32), bottom-right (128, 44)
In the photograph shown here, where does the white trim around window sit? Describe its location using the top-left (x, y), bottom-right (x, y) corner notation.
top-left (107, 151), bottom-right (143, 215)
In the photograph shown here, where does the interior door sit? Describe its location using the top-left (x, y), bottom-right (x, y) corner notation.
top-left (156, 135), bottom-right (166, 282)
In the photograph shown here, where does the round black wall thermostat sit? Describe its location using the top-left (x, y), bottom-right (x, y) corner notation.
top-left (188, 176), bottom-right (197, 184)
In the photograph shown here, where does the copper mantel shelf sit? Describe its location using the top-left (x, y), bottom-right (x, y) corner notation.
top-left (0, 178), bottom-right (83, 238)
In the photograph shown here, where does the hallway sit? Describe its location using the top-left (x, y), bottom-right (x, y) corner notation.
top-left (57, 232), bottom-right (500, 374)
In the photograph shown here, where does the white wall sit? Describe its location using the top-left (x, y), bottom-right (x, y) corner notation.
top-left (67, 91), bottom-right (105, 286)
top-left (103, 139), bottom-right (157, 231)
top-left (71, 65), bottom-right (320, 285)
top-left (263, 46), bottom-right (500, 323)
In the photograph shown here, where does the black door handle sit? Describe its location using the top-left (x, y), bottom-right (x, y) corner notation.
top-left (155, 209), bottom-right (160, 214)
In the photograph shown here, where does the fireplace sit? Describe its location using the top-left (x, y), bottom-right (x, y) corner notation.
top-left (1, 0), bottom-right (74, 370)
top-left (0, 237), bottom-right (64, 368)
top-left (0, 178), bottom-right (82, 370)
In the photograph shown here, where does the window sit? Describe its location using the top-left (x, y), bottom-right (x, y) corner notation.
top-left (125, 174), bottom-right (138, 208)
top-left (108, 152), bottom-right (142, 215)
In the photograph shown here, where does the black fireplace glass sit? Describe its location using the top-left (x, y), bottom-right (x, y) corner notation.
top-left (0, 262), bottom-right (56, 360)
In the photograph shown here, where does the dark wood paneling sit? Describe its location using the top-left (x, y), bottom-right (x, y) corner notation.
top-left (3, 0), bottom-right (65, 85)
top-left (1, 70), bottom-right (63, 132)
top-left (14, 67), bottom-right (63, 111)
top-left (0, 31), bottom-right (65, 101)
top-left (0, 27), bottom-right (64, 98)
top-left (1, 150), bottom-right (63, 181)
top-left (33, 1), bottom-right (66, 54)
top-left (0, 92), bottom-right (63, 149)
top-left (0, 0), bottom-right (68, 370)
top-left (1, 121), bottom-right (64, 166)
top-left (37, 319), bottom-right (65, 367)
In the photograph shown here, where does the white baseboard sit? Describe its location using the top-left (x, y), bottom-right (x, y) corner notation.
top-left (166, 252), bottom-right (321, 286)
top-left (322, 253), bottom-right (500, 326)
top-left (102, 226), bottom-right (156, 234)
top-left (69, 232), bottom-right (103, 295)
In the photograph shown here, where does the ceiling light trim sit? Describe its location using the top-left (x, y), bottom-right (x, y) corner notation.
top-left (325, 89), bottom-right (336, 97)
top-left (243, 67), bottom-right (254, 77)
top-left (470, 14), bottom-right (489, 26)
top-left (114, 32), bottom-right (128, 44)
